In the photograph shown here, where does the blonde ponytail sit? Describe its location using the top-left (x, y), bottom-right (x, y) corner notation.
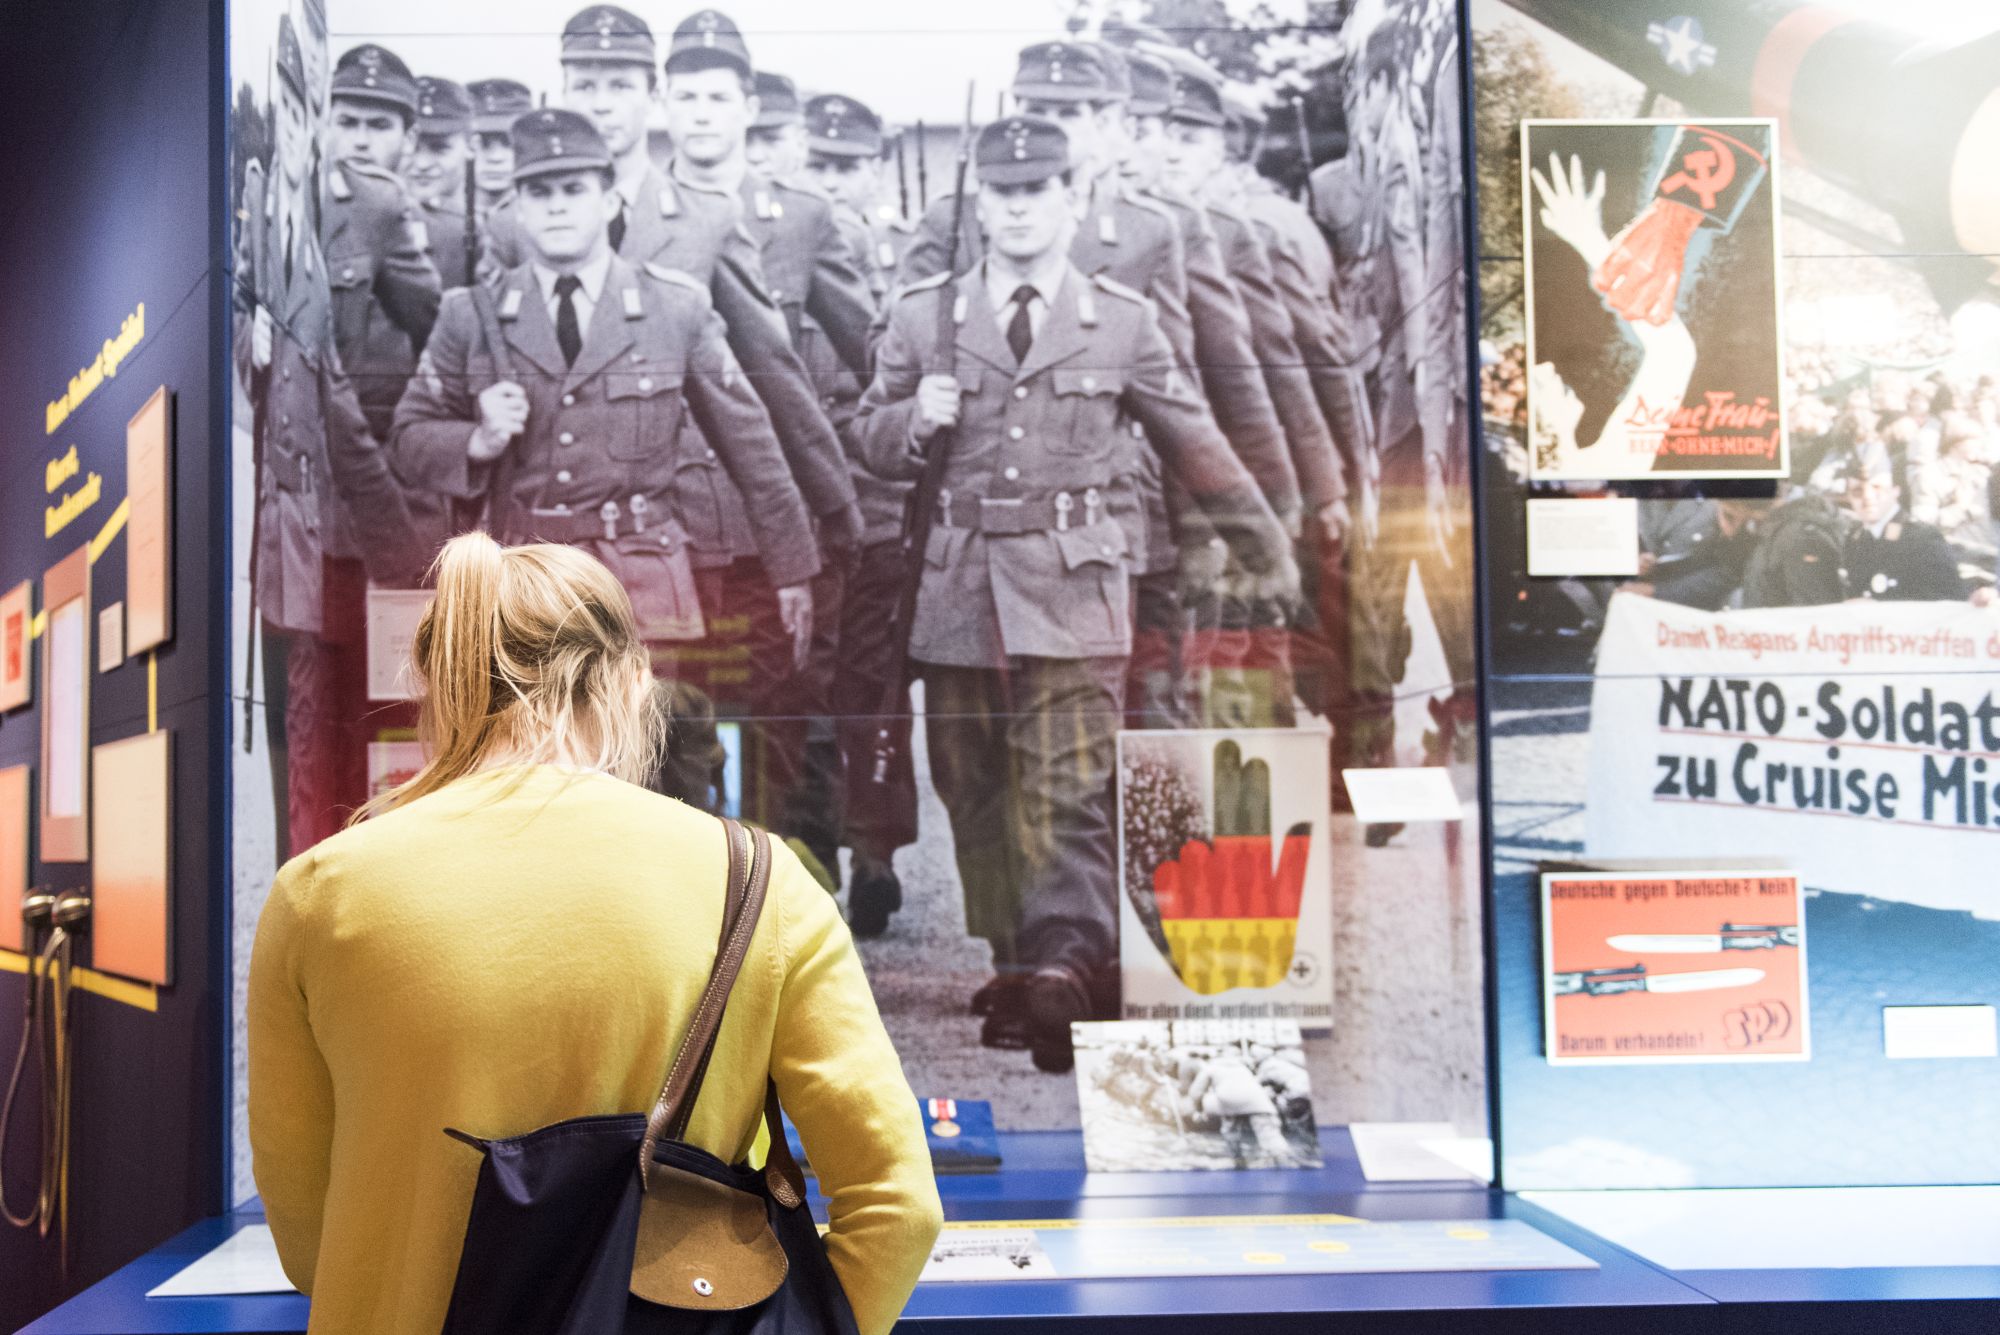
top-left (352, 534), bottom-right (666, 822)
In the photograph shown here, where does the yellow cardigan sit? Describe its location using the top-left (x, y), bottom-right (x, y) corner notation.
top-left (248, 765), bottom-right (942, 1335)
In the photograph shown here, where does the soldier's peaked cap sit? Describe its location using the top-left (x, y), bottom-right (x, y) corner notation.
top-left (665, 10), bottom-right (753, 80)
top-left (332, 44), bottom-right (420, 117)
top-left (1122, 49), bottom-right (1172, 117)
top-left (274, 15), bottom-right (308, 103)
top-left (510, 107), bottom-right (614, 182)
top-left (752, 72), bottom-right (802, 128)
top-left (561, 4), bottom-right (656, 66)
top-left (416, 77), bottom-right (474, 135)
top-left (805, 94), bottom-right (883, 158)
top-left (1166, 62), bottom-right (1226, 128)
top-left (468, 79), bottom-right (535, 134)
top-left (975, 115), bottom-right (1070, 187)
top-left (1012, 40), bottom-right (1120, 104)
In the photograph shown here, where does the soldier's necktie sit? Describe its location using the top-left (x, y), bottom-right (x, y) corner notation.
top-left (608, 192), bottom-right (628, 252)
top-left (554, 274), bottom-right (583, 367)
top-left (1006, 285), bottom-right (1037, 364)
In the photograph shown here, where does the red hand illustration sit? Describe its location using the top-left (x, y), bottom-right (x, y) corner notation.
top-left (1592, 196), bottom-right (1701, 327)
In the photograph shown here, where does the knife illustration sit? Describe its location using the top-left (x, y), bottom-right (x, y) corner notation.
top-left (1553, 965), bottom-right (1766, 997)
top-left (1606, 924), bottom-right (1798, 954)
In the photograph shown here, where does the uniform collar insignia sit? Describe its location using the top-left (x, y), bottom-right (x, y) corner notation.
top-left (328, 166), bottom-right (353, 201)
top-left (498, 287), bottom-right (524, 319)
top-left (621, 283), bottom-right (643, 318)
top-left (1098, 212), bottom-right (1117, 245)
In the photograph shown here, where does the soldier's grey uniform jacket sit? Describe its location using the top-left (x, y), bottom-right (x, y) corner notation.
top-left (322, 159), bottom-right (443, 448)
top-left (235, 163), bottom-right (426, 632)
top-left (854, 265), bottom-right (1287, 670)
top-left (486, 165), bottom-right (861, 558)
top-left (389, 255), bottom-right (819, 590)
top-left (741, 175), bottom-right (878, 376)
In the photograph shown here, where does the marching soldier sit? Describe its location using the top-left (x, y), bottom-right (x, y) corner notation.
top-left (745, 70), bottom-right (810, 183)
top-left (480, 8), bottom-right (866, 812)
top-left (323, 44), bottom-right (444, 444)
top-left (854, 116), bottom-right (1295, 1072)
top-left (467, 78), bottom-right (534, 218)
top-left (237, 15), bottom-right (426, 858)
top-left (797, 92), bottom-right (915, 935)
top-left (1163, 61), bottom-right (1344, 729)
top-left (1105, 43), bottom-right (1309, 731)
top-left (803, 95), bottom-right (916, 291)
top-left (405, 76), bottom-right (479, 288)
top-left (659, 12), bottom-right (879, 868)
top-left (391, 109), bottom-right (820, 652)
top-left (1310, 23), bottom-right (1475, 840)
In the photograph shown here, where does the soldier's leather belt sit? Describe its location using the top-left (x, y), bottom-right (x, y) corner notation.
top-left (938, 487), bottom-right (1113, 535)
top-left (521, 502), bottom-right (684, 548)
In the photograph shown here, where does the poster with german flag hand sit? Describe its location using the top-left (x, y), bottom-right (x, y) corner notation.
top-left (1118, 731), bottom-right (1334, 1028)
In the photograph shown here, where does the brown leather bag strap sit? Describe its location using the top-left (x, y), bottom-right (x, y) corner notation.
top-left (638, 819), bottom-right (772, 1188)
top-left (759, 1079), bottom-right (807, 1209)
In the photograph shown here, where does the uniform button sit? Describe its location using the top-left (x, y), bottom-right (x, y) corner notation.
top-left (771, 288), bottom-right (783, 301)
top-left (1013, 386), bottom-right (1028, 400)
top-left (1100, 543), bottom-right (1113, 556)
top-left (556, 469), bottom-right (573, 483)
top-left (280, 366), bottom-right (290, 380)
top-left (638, 377), bottom-right (653, 391)
top-left (1003, 466), bottom-right (1020, 481)
top-left (562, 393), bottom-right (576, 406)
top-left (1009, 426), bottom-right (1025, 440)
top-left (1082, 376), bottom-right (1097, 391)
top-left (707, 448), bottom-right (717, 460)
top-left (281, 413), bottom-right (290, 425)
top-left (342, 267), bottom-right (354, 281)
top-left (559, 431), bottom-right (575, 445)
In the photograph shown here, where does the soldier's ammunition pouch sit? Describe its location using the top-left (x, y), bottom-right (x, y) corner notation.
top-left (265, 446), bottom-right (315, 494)
top-left (519, 501), bottom-right (705, 643)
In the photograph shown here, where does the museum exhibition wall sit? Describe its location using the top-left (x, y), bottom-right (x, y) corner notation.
top-left (0, 0), bottom-right (228, 1324)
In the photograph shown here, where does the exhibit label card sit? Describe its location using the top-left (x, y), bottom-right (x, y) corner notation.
top-left (1526, 498), bottom-right (1640, 577)
top-left (1340, 766), bottom-right (1464, 826)
top-left (1073, 1019), bottom-right (1322, 1172)
top-left (1117, 730), bottom-right (1333, 1028)
top-left (1542, 869), bottom-right (1807, 1065)
top-left (365, 588), bottom-right (432, 700)
top-left (125, 386), bottom-right (173, 653)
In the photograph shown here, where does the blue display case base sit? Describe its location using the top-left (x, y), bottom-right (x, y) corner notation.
top-left (19, 1129), bottom-right (2000, 1334)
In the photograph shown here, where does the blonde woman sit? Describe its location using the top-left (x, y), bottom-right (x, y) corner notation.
top-left (248, 534), bottom-right (941, 1334)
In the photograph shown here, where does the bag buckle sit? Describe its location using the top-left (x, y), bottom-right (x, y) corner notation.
top-left (629, 494), bottom-right (651, 534)
top-left (1083, 486), bottom-right (1102, 526)
top-left (1054, 491), bottom-right (1074, 532)
top-left (600, 499), bottom-right (622, 542)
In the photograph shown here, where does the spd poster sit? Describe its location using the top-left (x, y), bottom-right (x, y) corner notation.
top-left (1541, 869), bottom-right (1808, 1065)
top-left (1523, 119), bottom-right (1787, 480)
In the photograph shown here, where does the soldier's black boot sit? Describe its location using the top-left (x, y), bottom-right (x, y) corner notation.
top-left (1025, 964), bottom-right (1093, 1074)
top-left (846, 855), bottom-right (901, 938)
top-left (975, 974), bottom-right (1032, 1050)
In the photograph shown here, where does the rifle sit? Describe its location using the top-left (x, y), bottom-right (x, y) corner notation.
top-left (242, 54), bottom-right (276, 751)
top-left (914, 119), bottom-right (929, 210)
top-left (1291, 95), bottom-right (1318, 215)
top-left (462, 152), bottom-right (479, 287)
top-left (871, 84), bottom-right (974, 786)
top-left (895, 130), bottom-right (909, 220)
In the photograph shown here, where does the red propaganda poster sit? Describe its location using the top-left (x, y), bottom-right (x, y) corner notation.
top-left (1523, 118), bottom-right (1787, 480)
top-left (1541, 869), bottom-right (1808, 1064)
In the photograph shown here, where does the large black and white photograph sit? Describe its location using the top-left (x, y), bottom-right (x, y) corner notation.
top-left (223, 0), bottom-right (1487, 1191)
top-left (1074, 1018), bottom-right (1323, 1171)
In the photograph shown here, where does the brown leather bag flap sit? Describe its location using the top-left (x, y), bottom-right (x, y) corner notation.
top-left (630, 1161), bottom-right (789, 1310)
